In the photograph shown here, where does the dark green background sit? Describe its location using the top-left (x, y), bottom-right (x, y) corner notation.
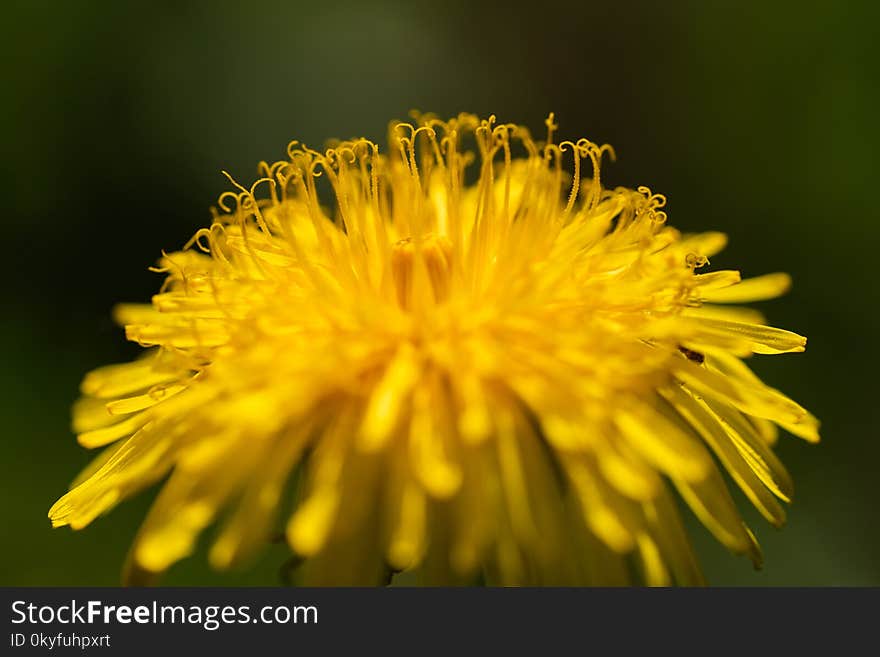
top-left (2, 0), bottom-right (877, 586)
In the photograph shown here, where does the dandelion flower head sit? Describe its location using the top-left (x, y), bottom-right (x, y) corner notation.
top-left (50, 113), bottom-right (820, 585)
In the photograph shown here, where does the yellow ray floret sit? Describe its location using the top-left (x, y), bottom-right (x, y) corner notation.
top-left (49, 112), bottom-right (819, 585)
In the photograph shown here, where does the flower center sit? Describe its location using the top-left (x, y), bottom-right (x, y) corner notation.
top-left (391, 233), bottom-right (453, 309)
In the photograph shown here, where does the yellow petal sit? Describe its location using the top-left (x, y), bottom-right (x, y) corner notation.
top-left (77, 411), bottom-right (150, 448)
top-left (673, 472), bottom-right (757, 562)
top-left (701, 272), bottom-right (792, 303)
top-left (386, 477), bottom-right (427, 571)
top-left (287, 487), bottom-right (340, 557)
top-left (661, 385), bottom-right (786, 527)
top-left (105, 385), bottom-right (186, 415)
top-left (702, 397), bottom-right (794, 503)
top-left (359, 345), bottom-right (420, 451)
top-left (678, 231), bottom-right (728, 257)
top-left (636, 533), bottom-right (671, 587)
top-left (694, 318), bottom-right (806, 355)
top-left (615, 405), bottom-right (712, 482)
top-left (80, 357), bottom-right (178, 398)
top-left (209, 424), bottom-right (312, 570)
top-left (643, 486), bottom-right (705, 586)
top-left (596, 439), bottom-right (661, 501)
top-left (563, 457), bottom-right (639, 553)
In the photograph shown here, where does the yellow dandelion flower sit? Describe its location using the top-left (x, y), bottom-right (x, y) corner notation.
top-left (50, 113), bottom-right (820, 585)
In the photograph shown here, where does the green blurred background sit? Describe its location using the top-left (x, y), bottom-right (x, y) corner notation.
top-left (2, 0), bottom-right (877, 586)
